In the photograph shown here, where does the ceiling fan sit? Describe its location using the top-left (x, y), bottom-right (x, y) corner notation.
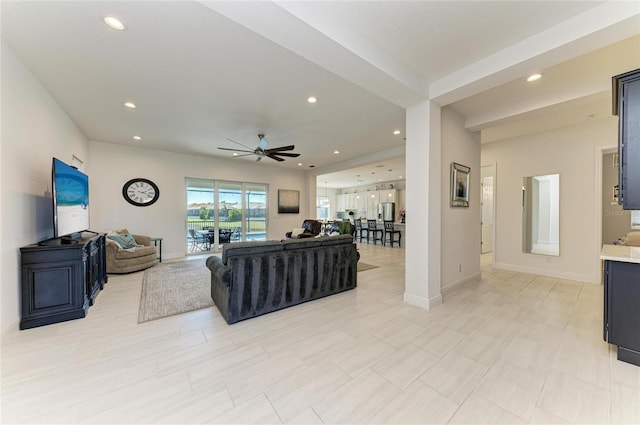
top-left (218, 134), bottom-right (300, 162)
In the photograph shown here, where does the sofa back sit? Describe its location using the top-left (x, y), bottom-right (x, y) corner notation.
top-left (221, 234), bottom-right (354, 264)
top-left (213, 235), bottom-right (358, 323)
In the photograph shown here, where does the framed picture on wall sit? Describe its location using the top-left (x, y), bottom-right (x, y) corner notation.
top-left (451, 162), bottom-right (470, 207)
top-left (278, 189), bottom-right (300, 214)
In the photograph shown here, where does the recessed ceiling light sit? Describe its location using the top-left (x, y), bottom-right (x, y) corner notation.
top-left (104, 16), bottom-right (125, 31)
top-left (232, 153), bottom-right (238, 156)
top-left (526, 73), bottom-right (542, 82)
top-left (399, 175), bottom-right (403, 179)
top-left (124, 102), bottom-right (136, 109)
top-left (132, 136), bottom-right (142, 141)
top-left (393, 130), bottom-right (401, 135)
top-left (297, 162), bottom-right (302, 166)
top-left (307, 96), bottom-right (317, 104)
top-left (333, 150), bottom-right (339, 154)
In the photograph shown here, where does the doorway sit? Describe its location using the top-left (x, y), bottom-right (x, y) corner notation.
top-left (481, 165), bottom-right (495, 257)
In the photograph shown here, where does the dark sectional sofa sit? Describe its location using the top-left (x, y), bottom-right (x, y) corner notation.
top-left (206, 234), bottom-right (358, 324)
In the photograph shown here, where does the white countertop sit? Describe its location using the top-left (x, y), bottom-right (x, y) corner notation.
top-left (600, 244), bottom-right (640, 264)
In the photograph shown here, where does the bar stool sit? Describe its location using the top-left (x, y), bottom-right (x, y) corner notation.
top-left (383, 220), bottom-right (401, 247)
top-left (354, 220), bottom-right (364, 242)
top-left (367, 219), bottom-right (383, 245)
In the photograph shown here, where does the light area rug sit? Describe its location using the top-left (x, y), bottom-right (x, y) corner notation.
top-left (138, 259), bottom-right (213, 323)
top-left (357, 262), bottom-right (378, 272)
top-left (138, 258), bottom-right (377, 323)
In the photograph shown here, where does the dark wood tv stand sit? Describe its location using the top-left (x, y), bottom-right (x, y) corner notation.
top-left (19, 232), bottom-right (108, 329)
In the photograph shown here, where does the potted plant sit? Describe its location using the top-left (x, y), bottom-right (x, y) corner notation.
top-left (339, 221), bottom-right (354, 236)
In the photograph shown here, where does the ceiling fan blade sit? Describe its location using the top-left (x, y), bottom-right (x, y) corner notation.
top-left (265, 145), bottom-right (295, 153)
top-left (268, 152), bottom-right (300, 157)
top-left (218, 147), bottom-right (254, 153)
top-left (225, 138), bottom-right (255, 151)
top-left (233, 153), bottom-right (256, 158)
top-left (266, 153), bottom-right (285, 162)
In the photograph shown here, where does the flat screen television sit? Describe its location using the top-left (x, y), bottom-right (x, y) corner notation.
top-left (52, 157), bottom-right (89, 239)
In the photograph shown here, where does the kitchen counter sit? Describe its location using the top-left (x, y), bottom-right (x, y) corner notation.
top-left (600, 244), bottom-right (640, 264)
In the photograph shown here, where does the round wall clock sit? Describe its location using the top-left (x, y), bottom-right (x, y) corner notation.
top-left (122, 178), bottom-right (159, 207)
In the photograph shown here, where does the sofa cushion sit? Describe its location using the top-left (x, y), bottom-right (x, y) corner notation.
top-left (291, 227), bottom-right (306, 237)
top-left (113, 245), bottom-right (156, 259)
top-left (107, 233), bottom-right (140, 249)
top-left (222, 240), bottom-right (283, 264)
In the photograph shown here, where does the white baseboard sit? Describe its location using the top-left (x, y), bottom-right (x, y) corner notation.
top-left (493, 262), bottom-right (600, 284)
top-left (441, 272), bottom-right (482, 295)
top-left (403, 291), bottom-right (443, 310)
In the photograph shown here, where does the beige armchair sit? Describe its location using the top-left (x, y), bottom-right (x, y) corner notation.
top-left (105, 229), bottom-right (157, 274)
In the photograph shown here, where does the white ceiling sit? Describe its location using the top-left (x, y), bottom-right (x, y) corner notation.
top-left (2, 1), bottom-right (639, 189)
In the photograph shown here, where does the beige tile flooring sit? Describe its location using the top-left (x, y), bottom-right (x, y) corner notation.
top-left (2, 244), bottom-right (639, 424)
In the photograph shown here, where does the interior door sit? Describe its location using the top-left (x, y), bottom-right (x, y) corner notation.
top-left (481, 166), bottom-right (495, 254)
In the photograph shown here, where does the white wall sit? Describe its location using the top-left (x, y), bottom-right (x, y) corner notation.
top-left (482, 117), bottom-right (618, 283)
top-left (1, 41), bottom-right (89, 332)
top-left (440, 107), bottom-right (482, 293)
top-left (89, 141), bottom-right (310, 259)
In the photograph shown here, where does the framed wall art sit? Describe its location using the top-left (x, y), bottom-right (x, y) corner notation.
top-left (278, 189), bottom-right (300, 214)
top-left (451, 162), bottom-right (470, 207)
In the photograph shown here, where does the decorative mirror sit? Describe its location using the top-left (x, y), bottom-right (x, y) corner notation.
top-left (522, 174), bottom-right (560, 256)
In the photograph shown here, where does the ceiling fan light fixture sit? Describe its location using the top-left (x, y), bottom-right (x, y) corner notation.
top-left (104, 16), bottom-right (125, 31)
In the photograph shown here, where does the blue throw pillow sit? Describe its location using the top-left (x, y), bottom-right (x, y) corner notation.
top-left (107, 233), bottom-right (139, 249)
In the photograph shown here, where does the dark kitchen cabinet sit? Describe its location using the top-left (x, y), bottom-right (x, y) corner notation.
top-left (603, 259), bottom-right (640, 366)
top-left (613, 68), bottom-right (640, 210)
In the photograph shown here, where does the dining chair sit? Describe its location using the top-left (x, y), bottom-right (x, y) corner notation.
top-left (230, 226), bottom-right (242, 241)
top-left (188, 228), bottom-right (206, 252)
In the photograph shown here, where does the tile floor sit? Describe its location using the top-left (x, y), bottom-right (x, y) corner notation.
top-left (2, 244), bottom-right (639, 424)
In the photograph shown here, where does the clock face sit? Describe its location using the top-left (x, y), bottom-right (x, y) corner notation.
top-left (122, 178), bottom-right (159, 207)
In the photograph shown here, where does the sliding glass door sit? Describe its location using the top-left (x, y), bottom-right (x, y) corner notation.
top-left (246, 184), bottom-right (267, 241)
top-left (186, 178), bottom-right (267, 253)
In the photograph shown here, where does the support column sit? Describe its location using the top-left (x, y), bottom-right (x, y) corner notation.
top-left (404, 100), bottom-right (442, 309)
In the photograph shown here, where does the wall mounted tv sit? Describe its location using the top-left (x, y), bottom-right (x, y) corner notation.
top-left (52, 157), bottom-right (89, 239)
